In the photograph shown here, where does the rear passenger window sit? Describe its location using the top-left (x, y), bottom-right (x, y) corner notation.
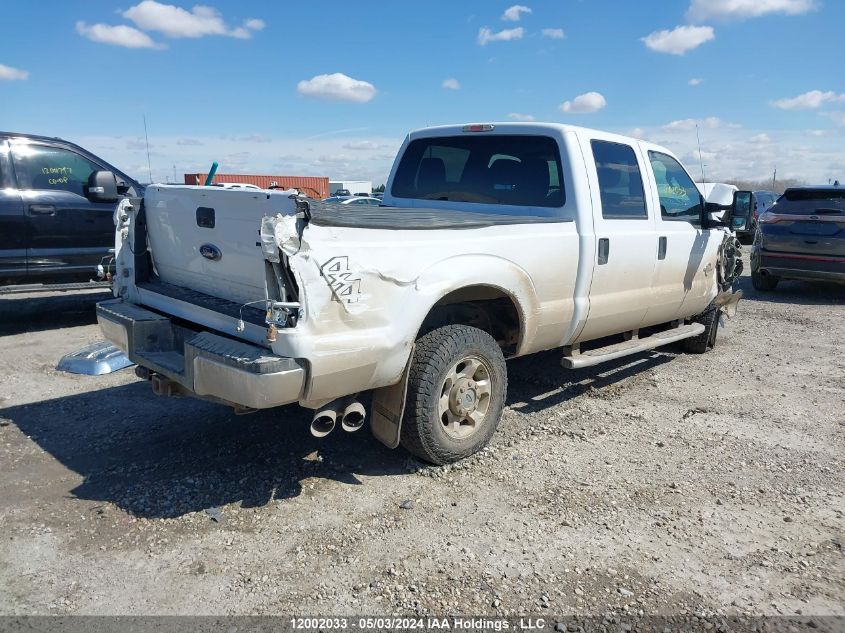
top-left (391, 135), bottom-right (565, 211)
top-left (649, 151), bottom-right (703, 226)
top-left (10, 143), bottom-right (102, 197)
top-left (591, 140), bottom-right (647, 219)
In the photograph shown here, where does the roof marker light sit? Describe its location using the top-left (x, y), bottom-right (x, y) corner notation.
top-left (462, 124), bottom-right (495, 132)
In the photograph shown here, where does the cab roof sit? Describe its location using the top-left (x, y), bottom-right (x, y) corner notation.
top-left (407, 121), bottom-right (648, 145)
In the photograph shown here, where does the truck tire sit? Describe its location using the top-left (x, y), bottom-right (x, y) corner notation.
top-left (751, 270), bottom-right (779, 291)
top-left (401, 324), bottom-right (507, 465)
top-left (683, 304), bottom-right (719, 354)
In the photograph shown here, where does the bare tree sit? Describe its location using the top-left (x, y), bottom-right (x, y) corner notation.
top-left (725, 177), bottom-right (806, 195)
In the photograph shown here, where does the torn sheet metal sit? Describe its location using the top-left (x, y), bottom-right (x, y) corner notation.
top-left (261, 213), bottom-right (300, 260)
top-left (57, 340), bottom-right (134, 375)
top-left (714, 289), bottom-right (743, 318)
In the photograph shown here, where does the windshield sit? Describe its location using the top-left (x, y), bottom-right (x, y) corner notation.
top-left (391, 135), bottom-right (565, 214)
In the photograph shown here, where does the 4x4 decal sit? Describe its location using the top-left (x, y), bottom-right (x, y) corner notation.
top-left (320, 256), bottom-right (361, 303)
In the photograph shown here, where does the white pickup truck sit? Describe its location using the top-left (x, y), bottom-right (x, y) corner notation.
top-left (97, 122), bottom-right (742, 464)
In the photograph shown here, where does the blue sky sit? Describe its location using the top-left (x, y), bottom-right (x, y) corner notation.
top-left (2, 0), bottom-right (844, 185)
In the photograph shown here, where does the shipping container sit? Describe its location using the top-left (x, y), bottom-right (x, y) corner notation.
top-left (329, 180), bottom-right (373, 196)
top-left (184, 173), bottom-right (330, 200)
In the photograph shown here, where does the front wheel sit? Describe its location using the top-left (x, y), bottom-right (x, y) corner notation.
top-left (401, 325), bottom-right (507, 465)
top-left (683, 305), bottom-right (720, 354)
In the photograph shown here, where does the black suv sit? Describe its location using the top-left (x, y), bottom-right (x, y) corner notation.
top-left (0, 132), bottom-right (141, 287)
top-left (751, 185), bottom-right (845, 290)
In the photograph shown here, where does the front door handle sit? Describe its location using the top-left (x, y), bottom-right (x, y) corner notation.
top-left (658, 236), bottom-right (667, 260)
top-left (597, 238), bottom-right (610, 265)
top-left (28, 204), bottom-right (56, 216)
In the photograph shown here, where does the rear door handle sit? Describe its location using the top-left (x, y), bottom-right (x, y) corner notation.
top-left (597, 238), bottom-right (610, 265)
top-left (28, 204), bottom-right (56, 216)
top-left (658, 236), bottom-right (667, 260)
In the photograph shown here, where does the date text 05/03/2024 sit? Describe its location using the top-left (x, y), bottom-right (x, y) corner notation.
top-left (289, 617), bottom-right (549, 631)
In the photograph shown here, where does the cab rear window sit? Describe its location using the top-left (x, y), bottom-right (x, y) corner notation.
top-left (391, 135), bottom-right (565, 210)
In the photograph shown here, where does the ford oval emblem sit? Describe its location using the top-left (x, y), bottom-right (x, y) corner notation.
top-left (199, 243), bottom-right (222, 261)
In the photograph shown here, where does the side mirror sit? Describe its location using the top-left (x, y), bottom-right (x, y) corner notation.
top-left (86, 170), bottom-right (119, 203)
top-left (702, 201), bottom-right (730, 229)
top-left (730, 190), bottom-right (753, 231)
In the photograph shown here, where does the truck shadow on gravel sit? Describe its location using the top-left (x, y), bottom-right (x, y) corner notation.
top-left (2, 348), bottom-right (675, 519)
top-left (506, 349), bottom-right (674, 413)
top-left (0, 292), bottom-right (111, 336)
top-left (735, 274), bottom-right (845, 306)
top-left (2, 379), bottom-right (413, 519)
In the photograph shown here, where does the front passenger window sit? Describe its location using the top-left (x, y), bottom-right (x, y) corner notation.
top-left (649, 151), bottom-right (702, 226)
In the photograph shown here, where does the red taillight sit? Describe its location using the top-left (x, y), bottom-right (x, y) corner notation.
top-left (462, 124), bottom-right (495, 132)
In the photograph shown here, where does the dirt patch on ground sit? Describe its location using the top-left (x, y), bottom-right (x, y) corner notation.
top-left (0, 269), bottom-right (843, 618)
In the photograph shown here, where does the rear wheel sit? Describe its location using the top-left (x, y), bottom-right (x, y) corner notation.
top-left (683, 304), bottom-right (720, 354)
top-left (401, 325), bottom-right (507, 465)
top-left (750, 227), bottom-right (778, 291)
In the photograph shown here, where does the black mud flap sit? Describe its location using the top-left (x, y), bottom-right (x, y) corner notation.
top-left (369, 347), bottom-right (413, 449)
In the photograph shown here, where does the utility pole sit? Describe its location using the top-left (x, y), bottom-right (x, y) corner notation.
top-left (772, 167), bottom-right (777, 192)
top-left (695, 123), bottom-right (706, 183)
top-left (143, 115), bottom-right (153, 183)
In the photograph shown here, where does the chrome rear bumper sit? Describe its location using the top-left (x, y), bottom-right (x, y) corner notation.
top-left (96, 299), bottom-right (306, 409)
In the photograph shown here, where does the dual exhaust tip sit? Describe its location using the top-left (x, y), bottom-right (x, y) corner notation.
top-left (311, 399), bottom-right (366, 437)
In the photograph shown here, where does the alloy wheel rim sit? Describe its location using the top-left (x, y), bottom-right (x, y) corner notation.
top-left (437, 355), bottom-right (494, 440)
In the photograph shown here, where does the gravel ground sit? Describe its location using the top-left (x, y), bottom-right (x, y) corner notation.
top-left (0, 265), bottom-right (843, 620)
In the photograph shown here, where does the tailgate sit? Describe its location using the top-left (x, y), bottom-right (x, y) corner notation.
top-left (143, 186), bottom-right (298, 305)
top-left (763, 214), bottom-right (845, 257)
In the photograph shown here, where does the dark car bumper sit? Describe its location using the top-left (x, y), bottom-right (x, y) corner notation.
top-left (758, 251), bottom-right (845, 284)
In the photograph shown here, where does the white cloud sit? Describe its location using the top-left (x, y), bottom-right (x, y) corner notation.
top-left (232, 134), bottom-right (272, 143)
top-left (0, 64), bottom-right (28, 80)
top-left (560, 91), bottom-right (607, 114)
top-left (642, 25), bottom-right (714, 55)
top-left (641, 120), bottom-right (845, 182)
top-left (76, 21), bottom-right (164, 49)
top-left (687, 0), bottom-right (816, 21)
top-left (541, 28), bottom-right (565, 39)
top-left (342, 140), bottom-right (389, 150)
top-left (662, 117), bottom-right (740, 130)
top-left (122, 1), bottom-right (264, 39)
top-left (442, 78), bottom-right (461, 90)
top-left (623, 123), bottom-right (841, 183)
top-left (630, 127), bottom-right (646, 138)
top-left (750, 133), bottom-right (772, 143)
top-left (689, 78), bottom-right (703, 86)
top-left (78, 132), bottom-right (402, 186)
top-left (771, 90), bottom-right (845, 110)
top-left (243, 18), bottom-right (265, 31)
top-left (808, 129), bottom-right (828, 137)
top-left (826, 112), bottom-right (845, 126)
top-left (296, 73), bottom-right (377, 103)
top-left (477, 26), bottom-right (525, 45)
top-left (502, 5), bottom-right (532, 21)
top-left (508, 113), bottom-right (535, 121)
